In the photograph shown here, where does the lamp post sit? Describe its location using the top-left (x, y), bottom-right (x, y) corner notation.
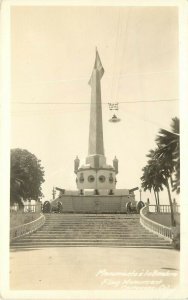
top-left (139, 189), bottom-right (142, 202)
top-left (52, 187), bottom-right (56, 200)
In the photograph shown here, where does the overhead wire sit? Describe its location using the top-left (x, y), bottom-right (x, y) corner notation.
top-left (117, 105), bottom-right (179, 131)
top-left (11, 9), bottom-right (179, 111)
top-left (110, 8), bottom-right (122, 103)
top-left (11, 98), bottom-right (179, 105)
top-left (13, 70), bottom-right (178, 88)
top-left (115, 8), bottom-right (131, 103)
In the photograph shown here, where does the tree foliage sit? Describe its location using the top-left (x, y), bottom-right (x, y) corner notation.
top-left (10, 149), bottom-right (45, 205)
top-left (140, 117), bottom-right (180, 226)
top-left (141, 149), bottom-right (165, 208)
top-left (155, 117), bottom-right (180, 193)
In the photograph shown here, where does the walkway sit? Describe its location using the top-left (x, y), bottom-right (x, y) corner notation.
top-left (10, 247), bottom-right (179, 290)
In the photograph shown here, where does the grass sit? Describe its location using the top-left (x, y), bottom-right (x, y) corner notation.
top-left (10, 212), bottom-right (41, 228)
top-left (146, 212), bottom-right (180, 227)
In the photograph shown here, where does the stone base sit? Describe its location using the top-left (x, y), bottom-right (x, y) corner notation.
top-left (51, 194), bottom-right (136, 213)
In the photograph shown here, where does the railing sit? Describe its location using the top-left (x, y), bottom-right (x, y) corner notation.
top-left (10, 203), bottom-right (42, 213)
top-left (140, 205), bottom-right (173, 241)
top-left (10, 213), bottom-right (45, 241)
top-left (148, 204), bottom-right (180, 213)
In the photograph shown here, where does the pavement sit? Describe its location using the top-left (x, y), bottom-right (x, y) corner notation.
top-left (10, 247), bottom-right (179, 290)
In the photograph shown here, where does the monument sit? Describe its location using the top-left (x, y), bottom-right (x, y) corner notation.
top-left (53, 49), bottom-right (138, 213)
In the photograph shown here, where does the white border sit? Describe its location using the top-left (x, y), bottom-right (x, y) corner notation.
top-left (1, 0), bottom-right (188, 299)
top-left (179, 0), bottom-right (188, 295)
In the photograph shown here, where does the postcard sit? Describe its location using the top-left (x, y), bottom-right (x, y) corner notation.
top-left (0, 0), bottom-right (188, 299)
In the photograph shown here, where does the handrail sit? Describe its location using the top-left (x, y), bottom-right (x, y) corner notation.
top-left (10, 213), bottom-right (45, 241)
top-left (148, 204), bottom-right (180, 213)
top-left (140, 206), bottom-right (173, 241)
top-left (10, 203), bottom-right (42, 213)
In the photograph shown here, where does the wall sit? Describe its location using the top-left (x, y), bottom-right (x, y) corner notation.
top-left (52, 194), bottom-right (135, 213)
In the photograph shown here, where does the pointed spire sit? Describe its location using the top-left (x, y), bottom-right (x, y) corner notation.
top-left (89, 48), bottom-right (104, 85)
top-left (87, 49), bottom-right (105, 159)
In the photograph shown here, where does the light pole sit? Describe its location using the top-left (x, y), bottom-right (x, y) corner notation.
top-left (52, 187), bottom-right (56, 200)
top-left (139, 189), bottom-right (142, 202)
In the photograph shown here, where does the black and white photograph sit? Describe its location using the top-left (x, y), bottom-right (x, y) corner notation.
top-left (0, 0), bottom-right (188, 299)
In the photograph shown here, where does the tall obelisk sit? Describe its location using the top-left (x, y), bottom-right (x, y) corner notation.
top-left (86, 49), bottom-right (106, 169)
top-left (74, 49), bottom-right (118, 191)
top-left (55, 49), bottom-right (136, 211)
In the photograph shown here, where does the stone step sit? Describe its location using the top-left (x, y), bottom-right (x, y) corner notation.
top-left (27, 237), bottom-right (158, 240)
top-left (39, 230), bottom-right (149, 234)
top-left (39, 228), bottom-right (147, 232)
top-left (31, 233), bottom-right (155, 237)
top-left (43, 224), bottom-right (141, 226)
top-left (44, 220), bottom-right (140, 222)
top-left (44, 217), bottom-right (140, 220)
top-left (43, 219), bottom-right (141, 222)
top-left (12, 239), bottom-right (171, 245)
top-left (44, 214), bottom-right (140, 217)
top-left (41, 227), bottom-right (142, 230)
top-left (43, 225), bottom-right (141, 228)
top-left (43, 217), bottom-right (140, 220)
top-left (11, 239), bottom-right (172, 248)
top-left (10, 213), bottom-right (170, 249)
top-left (43, 221), bottom-right (140, 223)
top-left (40, 227), bottom-right (143, 231)
top-left (11, 245), bottom-right (172, 249)
top-left (42, 221), bottom-right (140, 224)
top-left (44, 219), bottom-right (140, 222)
top-left (44, 219), bottom-right (140, 221)
top-left (24, 235), bottom-right (158, 239)
top-left (38, 231), bottom-right (150, 235)
top-left (42, 222), bottom-right (141, 225)
top-left (11, 242), bottom-right (172, 249)
top-left (44, 220), bottom-right (140, 223)
top-left (17, 238), bottom-right (169, 243)
top-left (25, 237), bottom-right (161, 240)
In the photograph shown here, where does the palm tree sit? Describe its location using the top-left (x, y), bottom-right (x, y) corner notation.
top-left (141, 118), bottom-right (179, 227)
top-left (141, 165), bottom-right (156, 203)
top-left (146, 149), bottom-right (165, 207)
top-left (157, 155), bottom-right (176, 226)
top-left (141, 150), bottom-right (165, 212)
top-left (155, 117), bottom-right (180, 193)
top-left (141, 147), bottom-right (177, 225)
top-left (154, 117), bottom-right (179, 226)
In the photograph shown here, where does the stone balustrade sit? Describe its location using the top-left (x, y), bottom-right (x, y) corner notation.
top-left (148, 204), bottom-right (180, 213)
top-left (10, 203), bottom-right (42, 213)
top-left (140, 205), bottom-right (173, 241)
top-left (10, 213), bottom-right (45, 241)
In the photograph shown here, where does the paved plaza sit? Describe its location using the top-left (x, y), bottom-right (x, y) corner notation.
top-left (10, 247), bottom-right (179, 290)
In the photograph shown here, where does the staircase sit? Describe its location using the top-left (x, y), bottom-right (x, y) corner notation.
top-left (10, 214), bottom-right (172, 249)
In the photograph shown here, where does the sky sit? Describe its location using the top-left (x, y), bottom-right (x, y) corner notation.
top-left (11, 6), bottom-right (179, 204)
